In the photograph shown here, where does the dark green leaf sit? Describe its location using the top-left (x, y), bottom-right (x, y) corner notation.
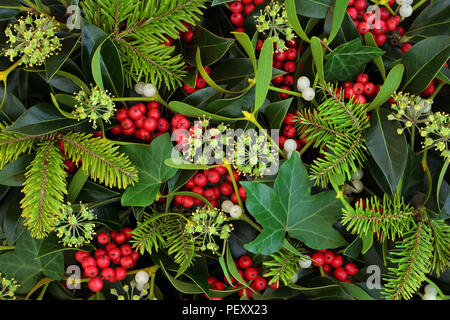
top-left (0, 154), bottom-right (33, 186)
top-left (45, 36), bottom-right (80, 81)
top-left (0, 88), bottom-right (26, 122)
top-left (295, 0), bottom-right (332, 19)
top-left (328, 0), bottom-right (349, 45)
top-left (264, 98), bottom-right (293, 129)
top-left (254, 38), bottom-right (274, 112)
top-left (168, 101), bottom-right (240, 121)
top-left (367, 64), bottom-right (404, 112)
top-left (311, 36), bottom-right (325, 84)
top-left (364, 32), bottom-right (386, 80)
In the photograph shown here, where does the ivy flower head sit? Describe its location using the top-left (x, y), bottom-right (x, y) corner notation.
top-left (185, 207), bottom-right (233, 254)
top-left (0, 273), bottom-right (19, 300)
top-left (55, 203), bottom-right (96, 247)
top-left (4, 13), bottom-right (61, 67)
top-left (255, 1), bottom-right (295, 52)
top-left (420, 112), bottom-right (449, 159)
top-left (73, 85), bottom-right (116, 129)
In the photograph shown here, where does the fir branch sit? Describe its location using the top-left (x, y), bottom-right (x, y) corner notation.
top-left (165, 216), bottom-right (199, 266)
top-left (20, 141), bottom-right (67, 238)
top-left (294, 83), bottom-right (370, 187)
top-left (383, 221), bottom-right (433, 300)
top-left (57, 132), bottom-right (138, 189)
top-left (130, 212), bottom-right (168, 255)
top-left (263, 244), bottom-right (308, 286)
top-left (429, 218), bottom-right (450, 276)
top-left (81, 0), bottom-right (208, 89)
top-left (0, 123), bottom-right (36, 170)
top-left (341, 194), bottom-right (416, 242)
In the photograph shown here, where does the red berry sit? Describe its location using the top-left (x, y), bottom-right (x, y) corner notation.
top-left (75, 250), bottom-right (90, 263)
top-left (269, 281), bottom-right (279, 290)
top-left (330, 255), bottom-right (343, 268)
top-left (396, 26), bottom-right (405, 36)
top-left (347, 7), bottom-right (358, 20)
top-left (401, 43), bottom-right (413, 54)
top-left (422, 81), bottom-right (435, 97)
top-left (379, 7), bottom-right (389, 20)
top-left (375, 34), bottom-right (387, 46)
top-left (115, 232), bottom-right (127, 244)
top-left (108, 247), bottom-right (121, 260)
top-left (386, 17), bottom-right (398, 31)
top-left (230, 1), bottom-right (243, 13)
top-left (324, 251), bottom-right (335, 263)
top-left (254, 0), bottom-right (265, 5)
top-left (120, 256), bottom-right (134, 269)
top-left (191, 186), bottom-right (204, 197)
top-left (105, 243), bottom-right (117, 251)
top-left (207, 276), bottom-right (218, 285)
top-left (157, 118), bottom-right (170, 132)
top-left (220, 182), bottom-right (233, 196)
top-left (256, 39), bottom-right (264, 51)
top-left (343, 81), bottom-right (353, 89)
top-left (283, 113), bottom-right (296, 125)
top-left (345, 263), bottom-right (359, 275)
top-left (252, 277), bottom-right (267, 291)
top-left (279, 86), bottom-right (291, 99)
top-left (110, 125), bottom-right (122, 135)
top-left (82, 256), bottom-right (97, 269)
top-left (311, 252), bottom-right (325, 267)
top-left (116, 108), bottom-right (129, 122)
top-left (207, 170), bottom-right (221, 184)
top-left (115, 266), bottom-right (127, 281)
top-left (101, 267), bottom-right (115, 281)
top-left (354, 94), bottom-right (367, 104)
top-left (230, 13), bottom-right (245, 27)
top-left (334, 267), bottom-right (348, 281)
top-left (194, 173), bottom-right (208, 187)
top-left (122, 227), bottom-right (133, 239)
top-left (97, 232), bottom-right (110, 245)
top-left (130, 250), bottom-right (140, 262)
top-left (271, 75), bottom-right (284, 84)
top-left (64, 159), bottom-right (75, 174)
top-left (85, 266), bottom-right (98, 277)
top-left (121, 118), bottom-right (134, 130)
top-left (244, 4), bottom-right (255, 15)
top-left (354, 0), bottom-right (366, 11)
top-left (88, 277), bottom-right (103, 292)
top-left (183, 30), bottom-right (194, 43)
top-left (272, 59), bottom-right (283, 69)
top-left (147, 107), bottom-right (161, 120)
top-left (134, 117), bottom-right (145, 129)
top-left (96, 255), bottom-right (110, 269)
top-left (322, 263), bottom-right (332, 274)
top-left (238, 186), bottom-right (247, 199)
top-left (364, 82), bottom-right (376, 96)
top-left (283, 61), bottom-right (296, 73)
top-left (283, 75), bottom-right (295, 86)
top-left (357, 22), bottom-right (370, 34)
top-left (183, 84), bottom-right (195, 94)
top-left (283, 125), bottom-right (296, 138)
top-left (203, 189), bottom-right (216, 201)
top-left (238, 255), bottom-right (252, 269)
top-left (274, 50), bottom-right (287, 62)
top-left (211, 281), bottom-right (225, 290)
top-left (128, 106), bottom-right (143, 120)
top-left (286, 48), bottom-right (297, 60)
top-left (373, 20), bottom-right (387, 34)
top-left (182, 196), bottom-right (195, 208)
top-left (356, 74), bottom-right (369, 84)
top-left (120, 244), bottom-right (132, 256)
top-left (344, 87), bottom-right (354, 100)
top-left (135, 103), bottom-right (146, 114)
top-left (286, 38), bottom-right (297, 48)
top-left (353, 82), bottom-right (365, 95)
top-left (244, 267), bottom-right (258, 281)
top-left (226, 170), bottom-right (240, 183)
top-left (143, 118), bottom-right (157, 132)
top-left (215, 166), bottom-right (227, 175)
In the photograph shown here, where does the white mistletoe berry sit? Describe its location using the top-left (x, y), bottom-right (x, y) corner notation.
top-left (343, 183), bottom-right (353, 195)
top-left (135, 271), bottom-right (149, 285)
top-left (350, 179), bottom-right (364, 193)
top-left (134, 82), bottom-right (145, 95)
top-left (350, 167), bottom-right (364, 180)
top-left (424, 284), bottom-right (438, 296)
top-left (283, 139), bottom-right (297, 153)
top-left (298, 257), bottom-right (312, 269)
top-left (229, 205), bottom-right (242, 219)
top-left (396, 0), bottom-right (406, 5)
top-left (289, 271), bottom-right (299, 284)
top-left (399, 5), bottom-right (413, 18)
top-left (142, 83), bottom-right (157, 97)
top-left (221, 200), bottom-right (234, 213)
top-left (297, 76), bottom-right (310, 92)
top-left (302, 87), bottom-right (315, 101)
top-left (423, 293), bottom-right (437, 300)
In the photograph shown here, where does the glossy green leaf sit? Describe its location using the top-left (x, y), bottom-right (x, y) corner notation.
top-left (6, 103), bottom-right (84, 136)
top-left (328, 0), bottom-right (349, 45)
top-left (311, 36), bottom-right (325, 84)
top-left (364, 32), bottom-right (386, 80)
top-left (264, 98), bottom-right (293, 129)
top-left (254, 38), bottom-right (274, 112)
top-left (343, 237), bottom-right (362, 259)
top-left (0, 154), bottom-right (33, 186)
top-left (241, 152), bottom-right (346, 255)
top-left (36, 233), bottom-right (94, 259)
top-left (185, 26), bottom-right (234, 66)
top-left (67, 170), bottom-right (89, 203)
top-left (211, 0), bottom-right (234, 5)
top-left (121, 133), bottom-right (178, 207)
top-left (295, 0), bottom-right (332, 19)
top-left (365, 108), bottom-right (408, 194)
top-left (168, 101), bottom-right (240, 121)
top-left (286, 0), bottom-right (310, 43)
top-left (232, 32), bottom-right (257, 72)
top-left (45, 36), bottom-right (80, 81)
top-left (324, 11), bottom-right (361, 47)
top-left (164, 158), bottom-right (218, 171)
top-left (159, 262), bottom-right (203, 294)
top-left (0, 0), bottom-right (21, 9)
top-left (0, 231), bottom-right (64, 293)
top-left (324, 38), bottom-right (384, 82)
top-left (404, 0), bottom-right (450, 42)
top-left (400, 36), bottom-right (450, 94)
top-left (203, 86), bottom-right (255, 118)
top-left (0, 88), bottom-right (26, 122)
top-left (367, 64), bottom-right (404, 112)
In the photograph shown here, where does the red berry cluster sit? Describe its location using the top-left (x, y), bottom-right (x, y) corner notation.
top-left (162, 21), bottom-right (195, 47)
top-left (173, 166), bottom-right (246, 209)
top-left (311, 250), bottom-right (358, 282)
top-left (110, 101), bottom-right (170, 142)
top-left (338, 73), bottom-right (381, 105)
top-left (268, 38), bottom-right (303, 99)
top-left (74, 228), bottom-right (139, 293)
top-left (347, 0), bottom-right (402, 46)
top-left (182, 66), bottom-right (212, 95)
top-left (278, 112), bottom-right (318, 153)
top-left (228, 0), bottom-right (266, 32)
top-left (206, 255), bottom-right (277, 300)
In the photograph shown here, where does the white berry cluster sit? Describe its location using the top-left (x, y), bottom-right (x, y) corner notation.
top-left (296, 76), bottom-right (315, 101)
top-left (422, 284), bottom-right (442, 300)
top-left (396, 0), bottom-right (413, 18)
top-left (298, 257), bottom-right (312, 269)
top-left (221, 200), bottom-right (243, 219)
top-left (135, 82), bottom-right (157, 97)
top-left (283, 138), bottom-right (299, 159)
top-left (134, 271), bottom-right (150, 292)
top-left (343, 167), bottom-right (364, 195)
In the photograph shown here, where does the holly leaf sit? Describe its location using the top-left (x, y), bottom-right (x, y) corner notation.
top-left (241, 152), bottom-right (346, 255)
top-left (120, 133), bottom-right (178, 207)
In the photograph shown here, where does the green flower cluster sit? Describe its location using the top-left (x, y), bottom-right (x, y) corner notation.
top-left (110, 282), bottom-right (151, 300)
top-left (387, 91), bottom-right (433, 135)
top-left (185, 207), bottom-right (233, 254)
top-left (4, 14), bottom-right (61, 67)
top-left (420, 112), bottom-right (449, 159)
top-left (255, 1), bottom-right (295, 52)
top-left (55, 203), bottom-right (96, 247)
top-left (73, 86), bottom-right (116, 129)
top-left (0, 273), bottom-right (19, 300)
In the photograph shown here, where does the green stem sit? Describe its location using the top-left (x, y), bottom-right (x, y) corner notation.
top-left (299, 139), bottom-right (314, 156)
top-left (412, 0), bottom-right (428, 10)
top-left (112, 94), bottom-right (169, 108)
top-left (37, 283), bottom-right (49, 300)
top-left (0, 246), bottom-right (15, 251)
top-left (424, 277), bottom-right (449, 299)
top-left (410, 125), bottom-right (416, 152)
top-left (421, 149), bottom-right (433, 206)
top-left (268, 85), bottom-right (303, 98)
top-left (429, 81), bottom-right (446, 100)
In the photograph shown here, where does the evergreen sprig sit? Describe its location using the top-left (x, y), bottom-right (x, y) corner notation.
top-left (0, 123), bottom-right (35, 170)
top-left (81, 0), bottom-right (208, 89)
top-left (59, 132), bottom-right (138, 189)
top-left (263, 244), bottom-right (308, 286)
top-left (429, 218), bottom-right (450, 276)
top-left (20, 141), bottom-right (67, 238)
top-left (341, 194), bottom-right (416, 242)
top-left (383, 220), bottom-right (433, 300)
top-left (294, 84), bottom-right (370, 187)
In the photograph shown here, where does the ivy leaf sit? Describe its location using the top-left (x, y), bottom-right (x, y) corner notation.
top-left (121, 133), bottom-right (178, 207)
top-left (241, 152), bottom-right (346, 255)
top-left (0, 230), bottom-right (64, 293)
top-left (324, 38), bottom-right (384, 82)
